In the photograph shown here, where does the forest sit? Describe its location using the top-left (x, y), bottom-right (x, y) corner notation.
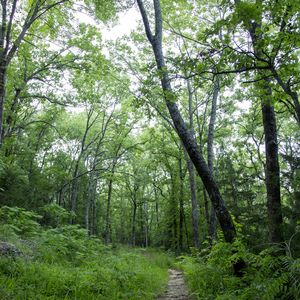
top-left (0, 0), bottom-right (299, 299)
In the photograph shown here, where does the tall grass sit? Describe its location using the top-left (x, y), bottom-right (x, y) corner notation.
top-left (0, 206), bottom-right (171, 299)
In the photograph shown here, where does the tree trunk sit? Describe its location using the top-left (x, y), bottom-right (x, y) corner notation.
top-left (187, 158), bottom-right (200, 248)
top-left (0, 65), bottom-right (7, 146)
top-left (105, 177), bottom-right (113, 243)
top-left (137, 0), bottom-right (236, 243)
top-left (155, 187), bottom-right (159, 225)
top-left (144, 201), bottom-right (149, 247)
top-left (184, 210), bottom-right (190, 248)
top-left (91, 197), bottom-right (97, 235)
top-left (132, 201), bottom-right (137, 247)
top-left (207, 76), bottom-right (219, 243)
top-left (262, 91), bottom-right (284, 243)
top-left (178, 157), bottom-right (184, 252)
top-left (86, 168), bottom-right (97, 236)
top-left (240, 3), bottom-right (285, 244)
top-left (203, 190), bottom-right (211, 234)
top-left (70, 107), bottom-right (94, 217)
top-left (70, 161), bottom-right (80, 215)
top-left (85, 195), bottom-right (90, 237)
top-left (186, 79), bottom-right (200, 248)
top-left (173, 205), bottom-right (178, 253)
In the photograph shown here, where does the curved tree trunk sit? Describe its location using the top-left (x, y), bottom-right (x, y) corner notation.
top-left (137, 0), bottom-right (236, 244)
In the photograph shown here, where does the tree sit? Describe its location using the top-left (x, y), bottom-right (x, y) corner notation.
top-left (136, 0), bottom-right (236, 244)
top-left (232, 0), bottom-right (284, 244)
top-left (0, 0), bottom-right (69, 147)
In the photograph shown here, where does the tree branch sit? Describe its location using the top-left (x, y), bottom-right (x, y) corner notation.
top-left (136, 0), bottom-right (154, 44)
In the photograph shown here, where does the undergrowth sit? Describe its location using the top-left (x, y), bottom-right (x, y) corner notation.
top-left (0, 206), bottom-right (171, 299)
top-left (176, 239), bottom-right (300, 300)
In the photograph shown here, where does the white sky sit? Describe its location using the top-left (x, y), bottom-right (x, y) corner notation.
top-left (75, 6), bottom-right (140, 41)
top-left (102, 7), bottom-right (140, 41)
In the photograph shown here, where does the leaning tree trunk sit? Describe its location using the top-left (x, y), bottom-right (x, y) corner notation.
top-left (137, 0), bottom-right (236, 244)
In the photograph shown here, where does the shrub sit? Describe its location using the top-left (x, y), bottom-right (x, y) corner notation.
top-left (41, 203), bottom-right (73, 227)
top-left (0, 206), bottom-right (41, 238)
top-left (177, 240), bottom-right (300, 299)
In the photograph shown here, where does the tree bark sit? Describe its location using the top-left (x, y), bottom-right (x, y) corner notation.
top-left (203, 190), bottom-right (211, 234)
top-left (207, 76), bottom-right (219, 243)
top-left (132, 201), bottom-right (137, 247)
top-left (178, 156), bottom-right (184, 252)
top-left (262, 90), bottom-right (284, 243)
top-left (0, 64), bottom-right (7, 145)
top-left (137, 0), bottom-right (236, 243)
top-left (70, 107), bottom-right (96, 217)
top-left (186, 79), bottom-right (200, 248)
top-left (105, 173), bottom-right (114, 243)
top-left (242, 2), bottom-right (284, 244)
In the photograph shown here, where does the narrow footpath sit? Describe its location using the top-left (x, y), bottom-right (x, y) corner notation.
top-left (157, 269), bottom-right (190, 300)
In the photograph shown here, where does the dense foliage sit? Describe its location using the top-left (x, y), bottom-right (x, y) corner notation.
top-left (176, 238), bottom-right (300, 299)
top-left (0, 206), bottom-right (171, 299)
top-left (0, 0), bottom-right (299, 298)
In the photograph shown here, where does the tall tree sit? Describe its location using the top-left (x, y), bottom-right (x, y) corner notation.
top-left (0, 0), bottom-right (69, 147)
top-left (136, 0), bottom-right (236, 243)
top-left (186, 79), bottom-right (200, 249)
top-left (207, 76), bottom-right (220, 243)
top-left (233, 0), bottom-right (284, 244)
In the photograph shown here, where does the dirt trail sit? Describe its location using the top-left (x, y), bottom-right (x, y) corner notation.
top-left (157, 269), bottom-right (190, 300)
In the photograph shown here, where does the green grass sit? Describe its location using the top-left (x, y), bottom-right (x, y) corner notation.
top-left (0, 206), bottom-right (172, 299)
top-left (0, 242), bottom-right (171, 299)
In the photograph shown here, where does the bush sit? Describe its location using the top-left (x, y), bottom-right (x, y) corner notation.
top-left (0, 206), bottom-right (41, 238)
top-left (41, 203), bottom-right (73, 227)
top-left (176, 240), bottom-right (300, 299)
